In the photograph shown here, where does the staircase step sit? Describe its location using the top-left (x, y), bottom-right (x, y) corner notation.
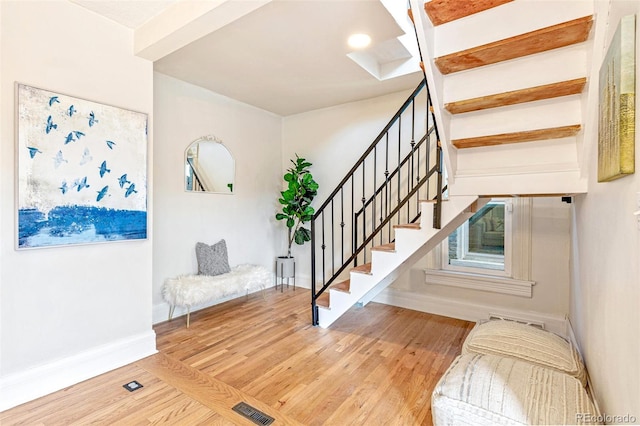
top-left (351, 263), bottom-right (372, 275)
top-left (332, 279), bottom-right (351, 293)
top-left (316, 292), bottom-right (330, 308)
top-left (425, 0), bottom-right (513, 26)
top-left (371, 243), bottom-right (396, 252)
top-left (315, 279), bottom-right (351, 310)
top-left (452, 125), bottom-right (581, 149)
top-left (445, 78), bottom-right (587, 114)
top-left (435, 15), bottom-right (593, 74)
top-left (393, 223), bottom-right (421, 230)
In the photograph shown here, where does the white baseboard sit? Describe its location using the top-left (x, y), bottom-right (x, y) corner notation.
top-left (0, 330), bottom-right (157, 412)
top-left (153, 284), bottom-right (278, 324)
top-left (373, 287), bottom-right (568, 337)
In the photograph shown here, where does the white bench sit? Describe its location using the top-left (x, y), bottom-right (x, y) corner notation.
top-left (162, 264), bottom-right (271, 327)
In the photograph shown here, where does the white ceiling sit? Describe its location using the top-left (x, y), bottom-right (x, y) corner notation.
top-left (70, 0), bottom-right (179, 28)
top-left (70, 0), bottom-right (423, 116)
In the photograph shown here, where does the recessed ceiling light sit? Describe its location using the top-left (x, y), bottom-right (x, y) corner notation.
top-left (348, 33), bottom-right (371, 49)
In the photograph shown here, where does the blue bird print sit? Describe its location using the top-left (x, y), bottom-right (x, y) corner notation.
top-left (74, 131), bottom-right (85, 140)
top-left (124, 183), bottom-right (137, 198)
top-left (46, 115), bottom-right (57, 134)
top-left (75, 176), bottom-right (90, 192)
top-left (99, 160), bottom-right (111, 178)
top-left (48, 96), bottom-right (60, 106)
top-left (96, 185), bottom-right (109, 202)
top-left (53, 150), bottom-right (67, 168)
top-left (27, 147), bottom-right (42, 158)
top-left (68, 104), bottom-right (76, 117)
top-left (79, 147), bottom-right (92, 165)
top-left (118, 174), bottom-right (131, 188)
top-left (64, 132), bottom-right (75, 144)
top-left (59, 180), bottom-right (68, 194)
top-left (88, 111), bottom-right (98, 127)
top-left (106, 140), bottom-right (116, 149)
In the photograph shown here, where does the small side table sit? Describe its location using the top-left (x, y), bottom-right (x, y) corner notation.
top-left (275, 256), bottom-right (296, 292)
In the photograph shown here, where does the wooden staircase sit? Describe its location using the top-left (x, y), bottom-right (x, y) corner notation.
top-left (315, 196), bottom-right (488, 328)
top-left (411, 0), bottom-right (595, 196)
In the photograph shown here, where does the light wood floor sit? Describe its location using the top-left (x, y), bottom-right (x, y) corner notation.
top-left (0, 288), bottom-right (474, 425)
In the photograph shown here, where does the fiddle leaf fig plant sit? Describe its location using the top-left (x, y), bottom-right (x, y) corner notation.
top-left (276, 155), bottom-right (319, 257)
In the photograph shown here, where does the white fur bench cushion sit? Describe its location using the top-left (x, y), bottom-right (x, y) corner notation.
top-left (162, 264), bottom-right (271, 307)
top-left (461, 320), bottom-right (586, 386)
top-left (432, 354), bottom-right (599, 426)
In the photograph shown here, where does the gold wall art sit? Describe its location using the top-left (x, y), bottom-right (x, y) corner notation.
top-left (598, 14), bottom-right (636, 182)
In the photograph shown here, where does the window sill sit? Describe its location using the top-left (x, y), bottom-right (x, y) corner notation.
top-left (424, 269), bottom-right (535, 297)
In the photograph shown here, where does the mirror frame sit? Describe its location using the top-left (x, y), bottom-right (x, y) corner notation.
top-left (184, 135), bottom-right (235, 194)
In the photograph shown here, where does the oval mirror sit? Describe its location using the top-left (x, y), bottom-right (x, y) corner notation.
top-left (185, 136), bottom-right (235, 193)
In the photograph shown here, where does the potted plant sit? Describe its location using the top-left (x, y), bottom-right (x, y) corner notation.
top-left (275, 155), bottom-right (319, 279)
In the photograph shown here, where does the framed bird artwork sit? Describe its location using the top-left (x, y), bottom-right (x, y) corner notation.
top-left (16, 83), bottom-right (148, 249)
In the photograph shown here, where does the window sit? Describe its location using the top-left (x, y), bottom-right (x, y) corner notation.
top-left (425, 197), bottom-right (534, 297)
top-left (444, 200), bottom-right (510, 276)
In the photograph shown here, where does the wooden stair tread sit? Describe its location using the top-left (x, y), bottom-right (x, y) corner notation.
top-left (435, 16), bottom-right (593, 74)
top-left (371, 243), bottom-right (396, 252)
top-left (445, 78), bottom-right (587, 114)
top-left (332, 279), bottom-right (351, 293)
top-left (425, 0), bottom-right (513, 26)
top-left (452, 125), bottom-right (581, 149)
top-left (351, 263), bottom-right (372, 275)
top-left (393, 223), bottom-right (421, 229)
top-left (316, 292), bottom-right (330, 308)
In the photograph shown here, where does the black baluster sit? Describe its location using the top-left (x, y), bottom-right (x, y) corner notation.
top-left (340, 187), bottom-right (345, 266)
top-left (321, 211), bottom-right (326, 284)
top-left (331, 199), bottom-right (335, 275)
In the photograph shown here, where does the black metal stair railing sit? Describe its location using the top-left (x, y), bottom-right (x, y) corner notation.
top-left (310, 77), bottom-right (444, 326)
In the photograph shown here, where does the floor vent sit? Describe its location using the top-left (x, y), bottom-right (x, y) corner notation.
top-left (487, 314), bottom-right (545, 329)
top-left (232, 402), bottom-right (274, 425)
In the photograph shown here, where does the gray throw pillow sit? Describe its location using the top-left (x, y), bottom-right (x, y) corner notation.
top-left (196, 240), bottom-right (231, 276)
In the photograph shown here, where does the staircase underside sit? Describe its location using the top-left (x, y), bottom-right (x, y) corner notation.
top-left (413, 0), bottom-right (594, 196)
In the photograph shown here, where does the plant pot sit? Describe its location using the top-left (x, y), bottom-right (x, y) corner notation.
top-left (276, 256), bottom-right (295, 278)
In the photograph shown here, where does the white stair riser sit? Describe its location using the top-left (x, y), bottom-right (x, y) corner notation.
top-left (434, 0), bottom-right (594, 57)
top-left (451, 169), bottom-right (587, 196)
top-left (456, 137), bottom-right (579, 173)
top-left (443, 45), bottom-right (588, 103)
top-left (449, 97), bottom-right (582, 140)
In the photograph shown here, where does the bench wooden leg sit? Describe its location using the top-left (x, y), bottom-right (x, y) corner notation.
top-left (186, 306), bottom-right (191, 328)
top-left (168, 305), bottom-right (175, 321)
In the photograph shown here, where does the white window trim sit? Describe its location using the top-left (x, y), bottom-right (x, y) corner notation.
top-left (424, 269), bottom-right (534, 297)
top-left (424, 197), bottom-right (535, 297)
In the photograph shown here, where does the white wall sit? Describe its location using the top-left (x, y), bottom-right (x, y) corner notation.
top-left (0, 1), bottom-right (156, 410)
top-left (152, 72), bottom-right (283, 323)
top-left (281, 88), bottom-right (416, 285)
top-left (570, 0), bottom-right (640, 418)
